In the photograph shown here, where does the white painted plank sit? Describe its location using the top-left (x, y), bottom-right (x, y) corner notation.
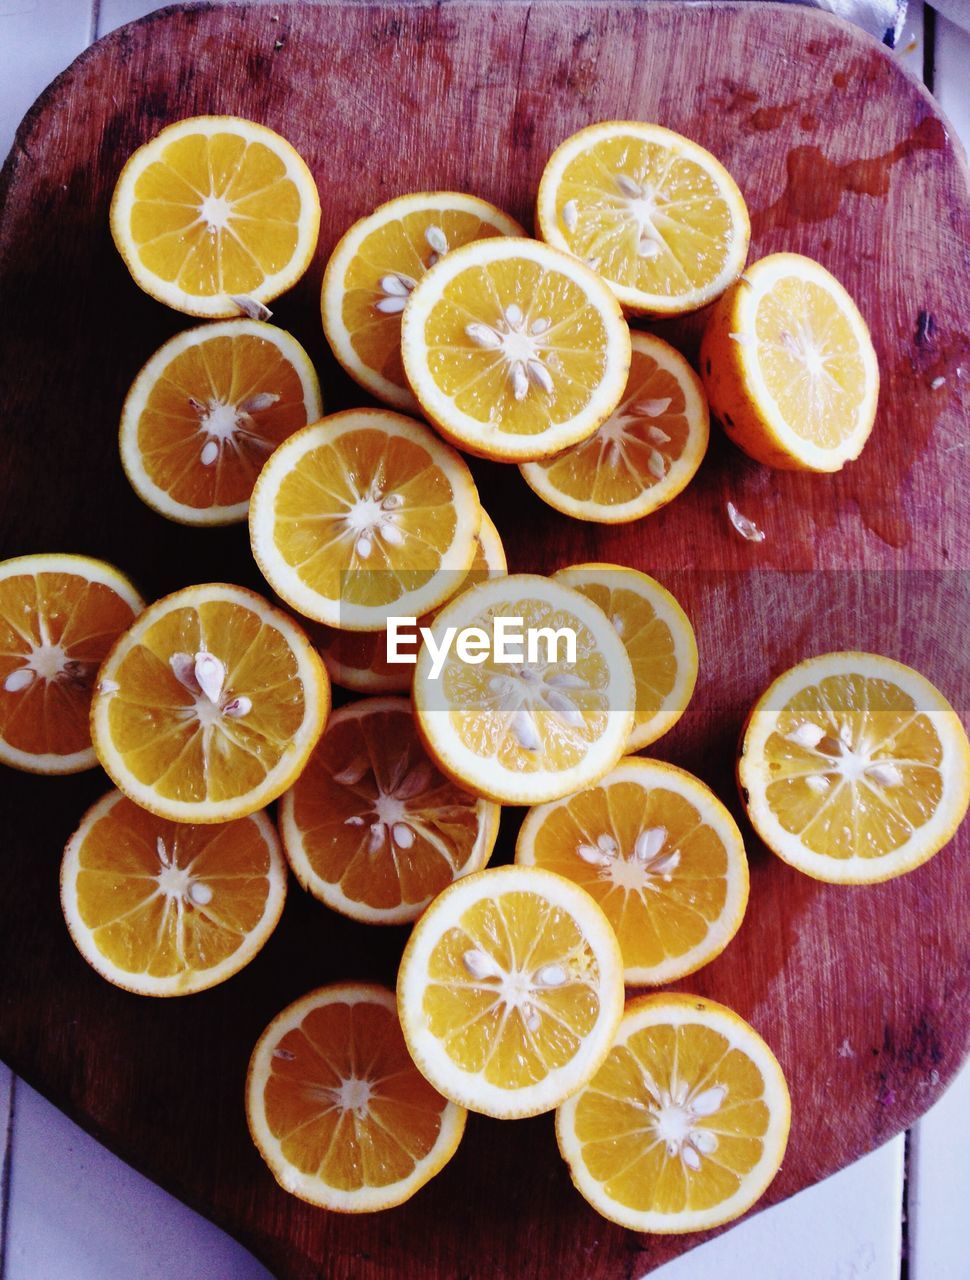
top-left (0, 1062), bottom-right (13, 1265)
top-left (0, 0), bottom-right (93, 163)
top-left (652, 1138), bottom-right (905, 1280)
top-left (908, 1058), bottom-right (970, 1280)
top-left (895, 0), bottom-right (927, 78)
top-left (96, 0), bottom-right (169, 36)
top-left (935, 12), bottom-right (970, 150)
top-left (3, 1081), bottom-right (272, 1280)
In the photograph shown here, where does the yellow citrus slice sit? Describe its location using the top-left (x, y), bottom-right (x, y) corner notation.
top-left (413, 574), bottom-right (635, 805)
top-left (61, 789), bottom-right (286, 996)
top-left (516, 759), bottom-right (748, 985)
top-left (0, 554), bottom-right (144, 775)
top-left (279, 696), bottom-right (500, 924)
top-left (119, 320), bottom-right (322, 526)
top-left (247, 983), bottom-right (466, 1211)
top-left (249, 409), bottom-right (481, 630)
top-left (700, 253), bottom-right (879, 471)
top-left (556, 993), bottom-right (791, 1233)
top-left (520, 332), bottom-right (709, 522)
top-left (536, 121), bottom-right (750, 317)
top-left (553, 564), bottom-right (697, 751)
top-left (322, 192), bottom-right (525, 412)
top-left (110, 116), bottom-right (320, 318)
top-left (401, 238), bottom-right (631, 461)
top-left (738, 651), bottom-right (970, 884)
top-left (315, 509), bottom-right (506, 694)
top-left (397, 866), bottom-right (625, 1118)
top-left (90, 583), bottom-right (329, 823)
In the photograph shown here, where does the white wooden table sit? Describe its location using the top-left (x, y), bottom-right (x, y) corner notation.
top-left (0, 3), bottom-right (967, 1277)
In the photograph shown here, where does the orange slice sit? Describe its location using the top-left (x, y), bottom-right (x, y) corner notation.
top-left (536, 121), bottom-right (750, 316)
top-left (110, 116), bottom-right (320, 317)
top-left (246, 983), bottom-right (466, 1211)
top-left (401, 238), bottom-right (631, 461)
top-left (738, 651), bottom-right (970, 882)
top-left (249, 410), bottom-right (481, 630)
top-left (556, 994), bottom-right (791, 1232)
top-left (120, 320), bottom-right (322, 525)
top-left (322, 192), bottom-right (525, 412)
top-left (397, 866), bottom-right (625, 1118)
top-left (0, 554), bottom-right (144, 774)
top-left (90, 583), bottom-right (329, 823)
top-left (516, 758), bottom-right (749, 985)
top-left (279, 696), bottom-right (500, 924)
top-left (520, 332), bottom-right (709, 522)
top-left (61, 789), bottom-right (286, 995)
top-left (553, 564), bottom-right (697, 751)
top-left (315, 509), bottom-right (506, 694)
top-left (700, 253), bottom-right (879, 471)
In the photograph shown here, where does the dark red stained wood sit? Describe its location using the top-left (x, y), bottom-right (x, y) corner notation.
top-left (0, 3), bottom-right (968, 1278)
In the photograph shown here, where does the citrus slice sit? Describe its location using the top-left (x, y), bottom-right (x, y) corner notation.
top-left (738, 651), bottom-right (970, 884)
top-left (700, 253), bottom-right (879, 471)
top-left (322, 192), bottom-right (525, 412)
top-left (247, 983), bottom-right (466, 1211)
top-left (110, 116), bottom-right (320, 318)
top-left (0, 554), bottom-right (144, 775)
top-left (553, 564), bottom-right (697, 751)
top-left (316, 509), bottom-right (506, 694)
top-left (61, 789), bottom-right (286, 996)
top-left (556, 993), bottom-right (791, 1233)
top-left (520, 332), bottom-right (709, 522)
top-left (249, 409), bottom-right (481, 630)
top-left (413, 574), bottom-right (635, 805)
top-left (516, 759), bottom-right (748, 985)
top-left (397, 866), bottom-right (625, 1118)
top-left (279, 696), bottom-right (500, 924)
top-left (90, 583), bottom-right (329, 823)
top-left (119, 320), bottom-right (322, 526)
top-left (536, 121), bottom-right (750, 317)
top-left (400, 238), bottom-right (631, 461)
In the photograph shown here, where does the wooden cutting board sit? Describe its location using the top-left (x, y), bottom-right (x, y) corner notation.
top-left (1, 3), bottom-right (968, 1277)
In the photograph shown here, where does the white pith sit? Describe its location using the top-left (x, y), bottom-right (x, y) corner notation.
top-left (246, 983), bottom-right (467, 1211)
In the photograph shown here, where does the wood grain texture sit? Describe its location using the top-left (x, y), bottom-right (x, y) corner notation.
top-left (0, 4), bottom-right (968, 1278)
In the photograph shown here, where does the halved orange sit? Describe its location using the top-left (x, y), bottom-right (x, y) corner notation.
top-left (61, 789), bottom-right (286, 996)
top-left (516, 758), bottom-right (748, 985)
top-left (90, 583), bottom-right (329, 823)
top-left (249, 410), bottom-right (482, 630)
top-left (315, 509), bottom-right (506, 694)
top-left (520, 332), bottom-right (709, 522)
top-left (110, 116), bottom-right (320, 317)
top-left (279, 696), bottom-right (500, 924)
top-left (246, 983), bottom-right (466, 1211)
top-left (120, 320), bottom-right (322, 525)
top-left (0, 554), bottom-right (144, 774)
top-left (556, 994), bottom-right (791, 1232)
top-left (322, 192), bottom-right (525, 411)
top-left (537, 121), bottom-right (750, 317)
